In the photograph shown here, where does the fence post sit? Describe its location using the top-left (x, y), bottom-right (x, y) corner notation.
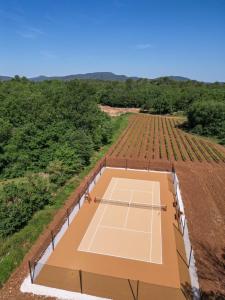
top-left (128, 279), bottom-right (136, 300)
top-left (66, 209), bottom-right (69, 227)
top-left (79, 270), bottom-right (83, 293)
top-left (188, 246), bottom-right (193, 268)
top-left (172, 163), bottom-right (175, 174)
top-left (51, 230), bottom-right (55, 251)
top-left (136, 280), bottom-right (139, 300)
top-left (78, 198), bottom-right (81, 210)
top-left (175, 182), bottom-right (178, 199)
top-left (28, 260), bottom-right (33, 283)
top-left (182, 218), bottom-right (186, 236)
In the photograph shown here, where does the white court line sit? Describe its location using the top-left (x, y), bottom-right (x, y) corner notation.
top-left (152, 182), bottom-right (162, 264)
top-left (80, 246), bottom-right (160, 264)
top-left (87, 179), bottom-right (118, 251)
top-left (149, 182), bottom-right (154, 262)
top-left (149, 182), bottom-right (163, 264)
top-left (113, 187), bottom-right (152, 194)
top-left (159, 183), bottom-right (162, 264)
top-left (100, 224), bottom-right (151, 234)
top-left (123, 190), bottom-right (133, 228)
top-left (106, 167), bottom-right (171, 175)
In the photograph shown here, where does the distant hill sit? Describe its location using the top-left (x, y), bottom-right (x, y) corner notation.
top-left (0, 76), bottom-right (12, 81)
top-left (168, 76), bottom-right (190, 81)
top-left (29, 72), bottom-right (140, 81)
top-left (0, 72), bottom-right (201, 82)
top-left (155, 76), bottom-right (190, 81)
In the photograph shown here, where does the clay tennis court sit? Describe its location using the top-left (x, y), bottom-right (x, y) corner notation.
top-left (34, 168), bottom-right (190, 299)
top-left (79, 177), bottom-right (163, 264)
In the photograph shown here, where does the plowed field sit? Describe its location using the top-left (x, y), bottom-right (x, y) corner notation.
top-left (108, 114), bottom-right (225, 163)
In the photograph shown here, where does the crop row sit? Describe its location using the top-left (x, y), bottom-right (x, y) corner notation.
top-left (109, 114), bottom-right (225, 164)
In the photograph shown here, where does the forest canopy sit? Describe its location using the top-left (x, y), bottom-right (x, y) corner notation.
top-left (0, 76), bottom-right (224, 237)
top-left (0, 78), bottom-right (113, 237)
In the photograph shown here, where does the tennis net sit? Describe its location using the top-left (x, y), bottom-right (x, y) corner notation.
top-left (94, 197), bottom-right (167, 211)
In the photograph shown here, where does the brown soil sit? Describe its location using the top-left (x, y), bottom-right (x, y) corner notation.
top-left (174, 162), bottom-right (225, 297)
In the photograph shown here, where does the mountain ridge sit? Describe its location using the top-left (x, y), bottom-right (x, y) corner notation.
top-left (0, 72), bottom-right (192, 82)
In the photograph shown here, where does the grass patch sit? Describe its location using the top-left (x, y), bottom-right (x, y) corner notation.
top-left (0, 113), bottom-right (129, 287)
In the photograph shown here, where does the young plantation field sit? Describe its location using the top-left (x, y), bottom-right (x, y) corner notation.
top-left (108, 114), bottom-right (225, 163)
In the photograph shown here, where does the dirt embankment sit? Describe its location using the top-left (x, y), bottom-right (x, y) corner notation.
top-left (99, 105), bottom-right (140, 116)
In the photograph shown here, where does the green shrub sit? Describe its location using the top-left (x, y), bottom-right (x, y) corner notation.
top-left (0, 175), bottom-right (51, 237)
top-left (187, 101), bottom-right (225, 139)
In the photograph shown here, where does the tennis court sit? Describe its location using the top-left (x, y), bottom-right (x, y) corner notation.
top-left (79, 178), bottom-right (164, 264)
top-left (33, 168), bottom-right (190, 299)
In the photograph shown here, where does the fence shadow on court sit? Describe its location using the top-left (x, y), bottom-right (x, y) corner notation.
top-left (32, 262), bottom-right (186, 300)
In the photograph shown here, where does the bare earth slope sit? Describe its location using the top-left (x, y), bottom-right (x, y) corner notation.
top-left (99, 105), bottom-right (140, 116)
top-left (175, 163), bottom-right (225, 297)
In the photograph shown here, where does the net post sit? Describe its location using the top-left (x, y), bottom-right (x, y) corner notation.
top-left (66, 208), bottom-right (69, 227)
top-left (126, 159), bottom-right (128, 170)
top-left (28, 260), bottom-right (33, 284)
top-left (148, 160), bottom-right (150, 171)
top-left (79, 270), bottom-right (83, 293)
top-left (51, 230), bottom-right (55, 251)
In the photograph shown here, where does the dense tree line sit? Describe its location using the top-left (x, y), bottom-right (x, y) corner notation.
top-left (0, 78), bottom-right (113, 237)
top-left (0, 78), bottom-right (112, 179)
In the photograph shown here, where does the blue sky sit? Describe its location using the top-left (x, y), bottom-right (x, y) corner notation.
top-left (0, 0), bottom-right (225, 81)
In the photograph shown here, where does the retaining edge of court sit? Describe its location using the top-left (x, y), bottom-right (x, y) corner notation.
top-left (173, 172), bottom-right (201, 300)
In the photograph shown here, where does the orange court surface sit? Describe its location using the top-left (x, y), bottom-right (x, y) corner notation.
top-left (34, 167), bottom-right (190, 300)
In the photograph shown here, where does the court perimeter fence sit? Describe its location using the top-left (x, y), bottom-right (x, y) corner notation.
top-left (172, 172), bottom-right (200, 299)
top-left (32, 262), bottom-right (186, 300)
top-left (28, 156), bottom-right (199, 299)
